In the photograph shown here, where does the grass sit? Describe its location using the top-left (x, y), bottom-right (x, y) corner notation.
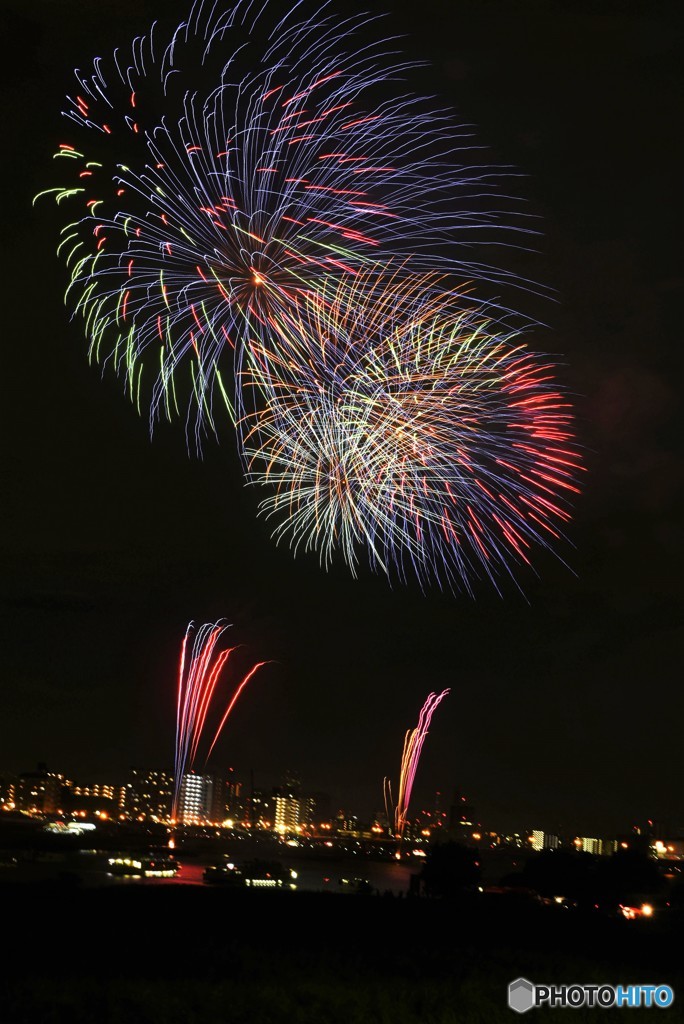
top-left (2, 884), bottom-right (681, 1023)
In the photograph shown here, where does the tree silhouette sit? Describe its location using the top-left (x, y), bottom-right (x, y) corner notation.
top-left (420, 842), bottom-right (481, 898)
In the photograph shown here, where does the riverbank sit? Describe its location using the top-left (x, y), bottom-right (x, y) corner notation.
top-left (3, 881), bottom-right (682, 1023)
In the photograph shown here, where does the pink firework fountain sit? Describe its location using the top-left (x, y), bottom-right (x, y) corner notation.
top-left (384, 689), bottom-right (450, 851)
top-left (172, 620), bottom-right (268, 823)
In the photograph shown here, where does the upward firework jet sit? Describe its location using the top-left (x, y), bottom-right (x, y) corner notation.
top-left (385, 689), bottom-right (450, 842)
top-left (172, 620), bottom-right (267, 821)
top-left (37, 0), bottom-right (540, 448)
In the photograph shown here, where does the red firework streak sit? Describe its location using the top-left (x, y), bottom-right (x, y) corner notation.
top-left (385, 689), bottom-right (450, 848)
top-left (172, 620), bottom-right (268, 821)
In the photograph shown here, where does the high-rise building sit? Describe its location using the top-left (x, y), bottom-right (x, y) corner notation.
top-left (71, 783), bottom-right (124, 804)
top-left (531, 830), bottom-right (545, 852)
top-left (579, 836), bottom-right (603, 856)
top-left (272, 770), bottom-right (303, 834)
top-left (299, 794), bottom-right (316, 827)
top-left (274, 793), bottom-right (300, 833)
top-left (66, 782), bottom-right (124, 817)
top-left (206, 773), bottom-right (226, 824)
top-left (224, 773), bottom-right (242, 819)
top-left (176, 772), bottom-right (215, 825)
top-left (124, 768), bottom-right (174, 822)
top-left (175, 768), bottom-right (239, 824)
top-left (16, 764), bottom-right (70, 814)
top-left (248, 789), bottom-right (275, 829)
top-left (334, 811), bottom-right (360, 836)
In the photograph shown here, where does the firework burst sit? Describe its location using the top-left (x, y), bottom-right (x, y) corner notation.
top-left (239, 267), bottom-right (582, 594)
top-left (36, 0), bottom-right (539, 448)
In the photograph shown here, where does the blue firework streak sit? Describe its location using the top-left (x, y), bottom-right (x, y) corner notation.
top-left (36, 0), bottom-right (540, 449)
top-left (238, 266), bottom-right (582, 594)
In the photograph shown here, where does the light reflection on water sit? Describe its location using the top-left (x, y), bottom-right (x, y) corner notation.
top-left (281, 857), bottom-right (416, 895)
top-left (27, 846), bottom-right (422, 893)
top-left (173, 856), bottom-right (418, 895)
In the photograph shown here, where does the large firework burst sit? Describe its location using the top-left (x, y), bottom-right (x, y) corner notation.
top-left (239, 268), bottom-right (582, 593)
top-left (37, 0), bottom-right (538, 448)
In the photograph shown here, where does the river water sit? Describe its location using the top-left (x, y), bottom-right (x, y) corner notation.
top-left (175, 854), bottom-right (418, 895)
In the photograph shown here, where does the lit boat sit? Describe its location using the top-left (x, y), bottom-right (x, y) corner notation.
top-left (203, 858), bottom-right (296, 888)
top-left (107, 854), bottom-right (178, 878)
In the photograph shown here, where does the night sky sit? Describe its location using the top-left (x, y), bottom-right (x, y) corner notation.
top-left (1, 0), bottom-right (681, 836)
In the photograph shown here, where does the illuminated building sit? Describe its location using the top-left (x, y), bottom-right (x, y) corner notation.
top-left (334, 812), bottom-right (360, 836)
top-left (124, 768), bottom-right (174, 822)
top-left (65, 790), bottom-right (118, 817)
top-left (71, 783), bottom-right (122, 803)
top-left (177, 772), bottom-right (215, 825)
top-left (16, 764), bottom-right (70, 814)
top-left (176, 769), bottom-right (238, 825)
top-left (299, 795), bottom-right (316, 827)
top-left (528, 831), bottom-right (560, 851)
top-left (225, 778), bottom-right (242, 818)
top-left (248, 789), bottom-right (275, 829)
top-left (274, 794), bottom-right (300, 833)
top-left (531, 830), bottom-right (545, 852)
top-left (579, 837), bottom-right (603, 855)
top-left (273, 770), bottom-right (302, 833)
top-left (207, 773), bottom-right (229, 824)
top-left (0, 773), bottom-right (17, 810)
top-left (68, 782), bottom-right (125, 816)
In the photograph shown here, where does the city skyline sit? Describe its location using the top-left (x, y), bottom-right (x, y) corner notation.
top-left (2, 756), bottom-right (680, 844)
top-left (1, 0), bottom-right (681, 841)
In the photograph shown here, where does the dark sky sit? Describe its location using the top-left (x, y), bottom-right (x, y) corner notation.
top-left (1, 0), bottom-right (681, 836)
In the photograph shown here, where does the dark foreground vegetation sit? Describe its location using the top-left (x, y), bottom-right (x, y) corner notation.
top-left (2, 881), bottom-right (682, 1023)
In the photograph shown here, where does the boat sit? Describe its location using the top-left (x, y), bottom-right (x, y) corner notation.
top-left (203, 858), bottom-right (296, 888)
top-left (107, 853), bottom-right (178, 878)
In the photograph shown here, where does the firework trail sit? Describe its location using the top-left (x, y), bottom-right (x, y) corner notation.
top-left (239, 266), bottom-right (583, 594)
top-left (36, 0), bottom-right (540, 448)
top-left (384, 689), bottom-right (450, 841)
top-left (172, 620), bottom-right (267, 820)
